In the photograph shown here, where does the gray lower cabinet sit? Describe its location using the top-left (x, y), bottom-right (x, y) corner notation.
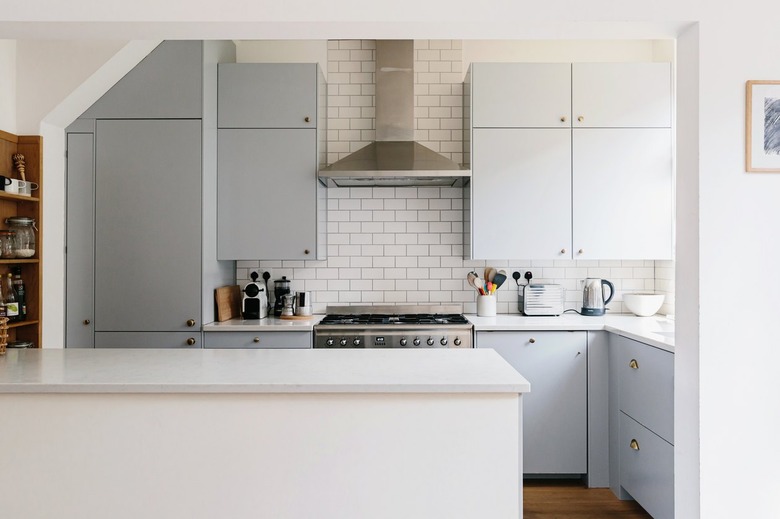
top-left (95, 332), bottom-right (202, 349)
top-left (203, 331), bottom-right (312, 349)
top-left (610, 334), bottom-right (674, 518)
top-left (94, 119), bottom-right (202, 333)
top-left (476, 330), bottom-right (587, 475)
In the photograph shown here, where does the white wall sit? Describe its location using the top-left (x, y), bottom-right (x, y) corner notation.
top-left (12, 1), bottom-right (780, 517)
top-left (0, 40), bottom-right (17, 132)
top-left (235, 40), bottom-right (327, 71)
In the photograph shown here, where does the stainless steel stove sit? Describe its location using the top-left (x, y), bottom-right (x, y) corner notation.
top-left (314, 305), bottom-right (473, 348)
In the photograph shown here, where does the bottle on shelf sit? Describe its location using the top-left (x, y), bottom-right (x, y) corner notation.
top-left (3, 272), bottom-right (19, 322)
top-left (11, 267), bottom-right (26, 321)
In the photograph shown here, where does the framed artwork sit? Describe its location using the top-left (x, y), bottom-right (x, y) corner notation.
top-left (746, 80), bottom-right (780, 172)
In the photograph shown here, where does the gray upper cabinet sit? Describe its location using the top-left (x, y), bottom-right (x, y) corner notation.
top-left (218, 63), bottom-right (317, 129)
top-left (81, 41), bottom-right (204, 120)
top-left (94, 119), bottom-right (202, 332)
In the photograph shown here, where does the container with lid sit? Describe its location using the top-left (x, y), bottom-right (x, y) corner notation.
top-left (0, 229), bottom-right (15, 258)
top-left (5, 217), bottom-right (36, 258)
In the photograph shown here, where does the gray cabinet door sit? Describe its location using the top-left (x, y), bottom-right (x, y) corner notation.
top-left (217, 128), bottom-right (317, 260)
top-left (94, 120), bottom-right (202, 332)
top-left (66, 132), bottom-right (95, 348)
top-left (218, 63), bottom-right (317, 129)
top-left (477, 331), bottom-right (587, 474)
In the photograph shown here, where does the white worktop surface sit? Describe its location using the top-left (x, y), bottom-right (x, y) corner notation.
top-left (0, 348), bottom-right (530, 394)
top-left (203, 315), bottom-right (324, 331)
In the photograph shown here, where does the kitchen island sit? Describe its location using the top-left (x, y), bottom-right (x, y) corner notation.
top-left (0, 348), bottom-right (529, 519)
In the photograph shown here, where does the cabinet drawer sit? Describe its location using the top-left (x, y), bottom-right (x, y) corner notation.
top-left (615, 334), bottom-right (674, 443)
top-left (95, 332), bottom-right (202, 349)
top-left (619, 412), bottom-right (674, 519)
top-left (204, 331), bottom-right (312, 349)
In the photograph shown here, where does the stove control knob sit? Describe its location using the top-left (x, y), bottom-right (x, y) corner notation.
top-left (400, 338), bottom-right (408, 346)
top-left (440, 337), bottom-right (448, 346)
top-left (339, 338), bottom-right (348, 347)
top-left (453, 337), bottom-right (462, 346)
top-left (413, 337), bottom-right (421, 346)
top-left (326, 338), bottom-right (334, 347)
top-left (427, 337), bottom-right (435, 346)
top-left (353, 338), bottom-right (361, 346)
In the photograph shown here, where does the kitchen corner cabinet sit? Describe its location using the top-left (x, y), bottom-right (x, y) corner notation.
top-left (477, 330), bottom-right (587, 475)
top-left (466, 62), bottom-right (673, 260)
top-left (609, 334), bottom-right (674, 519)
top-left (217, 63), bottom-right (326, 260)
top-left (0, 130), bottom-right (42, 348)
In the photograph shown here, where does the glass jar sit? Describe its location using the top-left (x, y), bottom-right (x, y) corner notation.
top-left (5, 217), bottom-right (36, 258)
top-left (0, 230), bottom-right (15, 259)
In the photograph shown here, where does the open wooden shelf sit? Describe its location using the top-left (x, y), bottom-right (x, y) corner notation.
top-left (0, 192), bottom-right (39, 203)
top-left (0, 258), bottom-right (39, 264)
top-left (7, 320), bottom-right (39, 329)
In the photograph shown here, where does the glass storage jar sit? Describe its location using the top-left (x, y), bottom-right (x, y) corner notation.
top-left (5, 217), bottom-right (36, 258)
top-left (0, 230), bottom-right (15, 258)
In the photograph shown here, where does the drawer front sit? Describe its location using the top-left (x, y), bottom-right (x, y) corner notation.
top-left (95, 332), bottom-right (202, 349)
top-left (204, 331), bottom-right (312, 349)
top-left (619, 412), bottom-right (674, 519)
top-left (615, 334), bottom-right (674, 443)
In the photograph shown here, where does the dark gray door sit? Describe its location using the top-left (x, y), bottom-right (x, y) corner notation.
top-left (94, 119), bottom-right (201, 332)
top-left (66, 132), bottom-right (95, 348)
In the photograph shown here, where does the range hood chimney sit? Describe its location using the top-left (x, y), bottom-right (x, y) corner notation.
top-left (319, 40), bottom-right (470, 188)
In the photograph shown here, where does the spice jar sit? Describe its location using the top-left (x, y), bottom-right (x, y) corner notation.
top-left (0, 230), bottom-right (15, 259)
top-left (5, 217), bottom-right (36, 258)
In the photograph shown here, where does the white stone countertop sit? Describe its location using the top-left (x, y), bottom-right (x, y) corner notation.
top-left (467, 313), bottom-right (675, 352)
top-left (0, 348), bottom-right (530, 394)
top-left (203, 315), bottom-right (324, 331)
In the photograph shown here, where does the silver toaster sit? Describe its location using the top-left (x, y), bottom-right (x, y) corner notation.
top-left (519, 284), bottom-right (564, 316)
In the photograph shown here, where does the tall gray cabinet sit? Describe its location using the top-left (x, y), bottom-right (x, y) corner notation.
top-left (65, 40), bottom-right (236, 348)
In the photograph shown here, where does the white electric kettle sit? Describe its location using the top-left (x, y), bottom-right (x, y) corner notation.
top-left (581, 278), bottom-right (615, 316)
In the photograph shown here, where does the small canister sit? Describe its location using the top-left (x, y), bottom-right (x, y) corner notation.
top-left (5, 217), bottom-right (36, 258)
top-left (0, 229), bottom-right (16, 258)
top-left (295, 291), bottom-right (312, 316)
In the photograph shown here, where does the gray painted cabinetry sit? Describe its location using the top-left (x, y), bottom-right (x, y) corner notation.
top-left (476, 330), bottom-right (588, 475)
top-left (216, 63), bottom-right (326, 260)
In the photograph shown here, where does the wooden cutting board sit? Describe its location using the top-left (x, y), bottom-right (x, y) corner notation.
top-left (214, 285), bottom-right (241, 322)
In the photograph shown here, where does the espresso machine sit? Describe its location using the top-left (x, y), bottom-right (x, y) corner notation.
top-left (273, 276), bottom-right (292, 317)
top-left (242, 271), bottom-right (268, 319)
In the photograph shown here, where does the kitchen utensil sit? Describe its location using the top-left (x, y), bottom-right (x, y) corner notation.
top-left (492, 271), bottom-right (507, 290)
top-left (485, 267), bottom-right (496, 283)
top-left (12, 153), bottom-right (25, 181)
top-left (214, 285), bottom-right (241, 322)
top-left (623, 293), bottom-right (665, 317)
top-left (281, 293), bottom-right (295, 317)
top-left (273, 276), bottom-right (292, 317)
top-left (467, 272), bottom-right (480, 292)
top-left (512, 271), bottom-right (521, 286)
top-left (581, 278), bottom-right (615, 316)
top-left (474, 275), bottom-right (486, 295)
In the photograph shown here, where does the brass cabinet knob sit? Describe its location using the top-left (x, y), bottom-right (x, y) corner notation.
top-left (253, 337), bottom-right (260, 343)
top-left (83, 319), bottom-right (91, 325)
top-left (186, 337), bottom-right (196, 346)
top-left (186, 319), bottom-right (196, 327)
top-left (304, 249), bottom-right (310, 255)
top-left (578, 116), bottom-right (584, 122)
top-left (630, 439), bottom-right (640, 451)
top-left (304, 116), bottom-right (311, 123)
top-left (560, 248), bottom-right (567, 254)
top-left (560, 116), bottom-right (567, 122)
top-left (629, 359), bottom-right (639, 369)
top-left (529, 338), bottom-right (536, 344)
top-left (578, 248), bottom-right (584, 255)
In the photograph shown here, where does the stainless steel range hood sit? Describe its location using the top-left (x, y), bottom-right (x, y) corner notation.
top-left (319, 40), bottom-right (470, 188)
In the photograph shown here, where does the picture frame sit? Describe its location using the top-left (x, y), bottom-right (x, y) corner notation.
top-left (746, 80), bottom-right (780, 172)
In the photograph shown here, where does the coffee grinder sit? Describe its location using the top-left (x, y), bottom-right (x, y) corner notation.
top-left (273, 276), bottom-right (292, 317)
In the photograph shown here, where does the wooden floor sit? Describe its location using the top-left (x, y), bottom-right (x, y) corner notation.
top-left (524, 479), bottom-right (652, 519)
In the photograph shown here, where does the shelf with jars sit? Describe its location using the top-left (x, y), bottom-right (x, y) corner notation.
top-left (0, 129), bottom-right (42, 348)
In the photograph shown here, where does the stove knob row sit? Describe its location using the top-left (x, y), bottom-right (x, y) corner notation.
top-left (399, 338), bottom-right (408, 346)
top-left (353, 338), bottom-right (361, 346)
top-left (440, 338), bottom-right (448, 346)
top-left (326, 338), bottom-right (334, 347)
top-left (413, 337), bottom-right (421, 346)
top-left (453, 337), bottom-right (462, 346)
top-left (339, 338), bottom-right (348, 347)
top-left (426, 337), bottom-right (435, 346)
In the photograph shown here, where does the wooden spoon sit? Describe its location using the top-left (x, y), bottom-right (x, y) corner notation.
top-left (467, 271), bottom-right (480, 292)
top-left (484, 267), bottom-right (496, 283)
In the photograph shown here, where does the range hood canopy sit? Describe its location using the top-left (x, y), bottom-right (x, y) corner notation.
top-left (319, 40), bottom-right (470, 188)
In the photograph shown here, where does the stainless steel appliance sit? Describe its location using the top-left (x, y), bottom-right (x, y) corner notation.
top-left (581, 278), bottom-right (615, 316)
top-left (314, 304), bottom-right (473, 348)
top-left (520, 284), bottom-right (564, 316)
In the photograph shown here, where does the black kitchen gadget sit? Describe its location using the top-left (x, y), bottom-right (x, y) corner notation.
top-left (242, 271), bottom-right (268, 319)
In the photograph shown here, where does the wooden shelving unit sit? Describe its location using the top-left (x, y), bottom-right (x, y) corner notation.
top-left (0, 129), bottom-right (42, 347)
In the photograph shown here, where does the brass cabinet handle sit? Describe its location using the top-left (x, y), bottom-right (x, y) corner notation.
top-left (578, 248), bottom-right (584, 255)
top-left (629, 359), bottom-right (639, 369)
top-left (253, 337), bottom-right (260, 343)
top-left (304, 249), bottom-right (310, 255)
top-left (578, 116), bottom-right (584, 122)
top-left (304, 116), bottom-right (311, 123)
top-left (560, 116), bottom-right (567, 122)
top-left (529, 338), bottom-right (536, 344)
top-left (560, 248), bottom-right (567, 254)
top-left (83, 319), bottom-right (91, 325)
top-left (186, 319), bottom-right (196, 327)
top-left (630, 439), bottom-right (640, 451)
top-left (186, 337), bottom-right (196, 346)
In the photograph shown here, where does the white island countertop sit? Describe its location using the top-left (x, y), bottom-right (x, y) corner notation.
top-left (467, 313), bottom-right (675, 352)
top-left (0, 348), bottom-right (530, 394)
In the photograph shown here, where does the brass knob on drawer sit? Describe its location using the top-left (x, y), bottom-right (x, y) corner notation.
top-left (560, 248), bottom-right (567, 254)
top-left (529, 338), bottom-right (536, 344)
top-left (630, 439), bottom-right (640, 451)
top-left (186, 319), bottom-right (196, 327)
top-left (578, 248), bottom-right (584, 255)
top-left (560, 116), bottom-right (567, 122)
top-left (578, 116), bottom-right (584, 122)
top-left (304, 116), bottom-right (311, 123)
top-left (83, 319), bottom-right (91, 325)
top-left (304, 249), bottom-right (310, 255)
top-left (253, 337), bottom-right (260, 343)
top-left (629, 359), bottom-right (639, 369)
top-left (186, 337), bottom-right (196, 346)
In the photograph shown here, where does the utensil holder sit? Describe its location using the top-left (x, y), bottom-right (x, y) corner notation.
top-left (477, 295), bottom-right (496, 317)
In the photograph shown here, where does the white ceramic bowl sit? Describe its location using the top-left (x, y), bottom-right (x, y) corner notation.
top-left (623, 293), bottom-right (665, 317)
